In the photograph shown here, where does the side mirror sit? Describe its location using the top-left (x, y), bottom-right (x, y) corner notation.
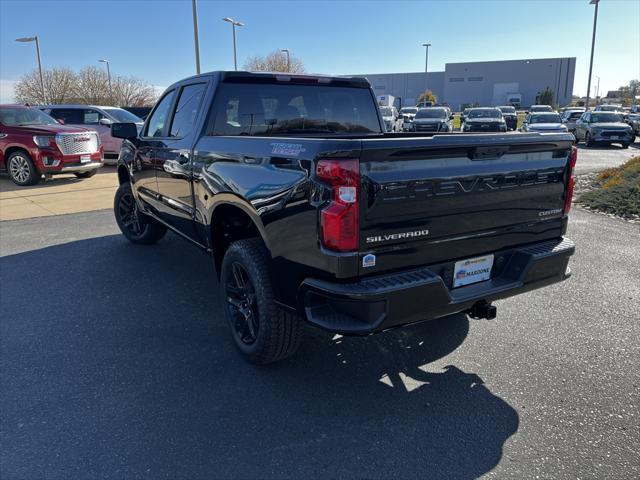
top-left (99, 118), bottom-right (113, 127)
top-left (111, 122), bottom-right (138, 140)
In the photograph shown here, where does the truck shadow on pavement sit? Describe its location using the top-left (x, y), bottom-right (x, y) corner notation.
top-left (1, 233), bottom-right (519, 479)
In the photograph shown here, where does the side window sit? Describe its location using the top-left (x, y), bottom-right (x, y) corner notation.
top-left (169, 83), bottom-right (206, 137)
top-left (144, 90), bottom-right (175, 138)
top-left (82, 109), bottom-right (102, 125)
top-left (50, 109), bottom-right (83, 124)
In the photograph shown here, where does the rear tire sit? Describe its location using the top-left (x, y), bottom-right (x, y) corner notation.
top-left (7, 151), bottom-right (39, 186)
top-left (114, 182), bottom-right (167, 244)
top-left (74, 170), bottom-right (98, 179)
top-left (621, 143), bottom-right (629, 149)
top-left (221, 238), bottom-right (302, 364)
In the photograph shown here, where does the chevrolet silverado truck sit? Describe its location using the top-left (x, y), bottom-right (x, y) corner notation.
top-left (111, 71), bottom-right (576, 364)
top-left (0, 105), bottom-right (103, 186)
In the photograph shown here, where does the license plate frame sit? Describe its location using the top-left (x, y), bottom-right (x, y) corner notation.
top-left (453, 254), bottom-right (494, 288)
top-left (80, 154), bottom-right (91, 164)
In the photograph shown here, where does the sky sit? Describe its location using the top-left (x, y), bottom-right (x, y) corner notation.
top-left (1, 0), bottom-right (639, 103)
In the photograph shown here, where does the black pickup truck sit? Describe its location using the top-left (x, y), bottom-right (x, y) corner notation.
top-left (112, 71), bottom-right (576, 364)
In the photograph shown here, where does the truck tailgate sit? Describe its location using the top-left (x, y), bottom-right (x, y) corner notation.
top-left (358, 133), bottom-right (574, 275)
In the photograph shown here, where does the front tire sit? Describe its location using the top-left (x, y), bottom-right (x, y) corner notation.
top-left (7, 151), bottom-right (39, 186)
top-left (585, 132), bottom-right (594, 147)
top-left (621, 143), bottom-right (629, 149)
top-left (221, 238), bottom-right (302, 364)
top-left (114, 183), bottom-right (167, 244)
top-left (74, 170), bottom-right (97, 179)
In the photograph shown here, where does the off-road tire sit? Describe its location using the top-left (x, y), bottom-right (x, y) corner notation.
top-left (221, 238), bottom-right (302, 364)
top-left (114, 183), bottom-right (167, 244)
top-left (7, 150), bottom-right (39, 186)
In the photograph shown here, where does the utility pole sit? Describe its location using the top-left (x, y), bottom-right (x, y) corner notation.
top-left (223, 17), bottom-right (244, 71)
top-left (585, 0), bottom-right (599, 110)
top-left (422, 43), bottom-right (431, 106)
top-left (192, 0), bottom-right (201, 74)
top-left (98, 59), bottom-right (113, 103)
top-left (16, 36), bottom-right (46, 103)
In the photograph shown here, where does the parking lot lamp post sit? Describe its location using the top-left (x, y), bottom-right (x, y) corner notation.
top-left (585, 0), bottom-right (599, 110)
top-left (192, 0), bottom-right (201, 74)
top-left (16, 36), bottom-right (46, 104)
top-left (595, 76), bottom-right (600, 106)
top-left (98, 59), bottom-right (113, 104)
top-left (422, 43), bottom-right (431, 105)
top-left (223, 17), bottom-right (244, 71)
top-left (281, 49), bottom-right (290, 72)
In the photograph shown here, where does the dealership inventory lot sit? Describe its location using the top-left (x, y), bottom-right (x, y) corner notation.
top-left (1, 208), bottom-right (638, 478)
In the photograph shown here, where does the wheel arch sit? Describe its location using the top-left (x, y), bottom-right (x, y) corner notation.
top-left (209, 196), bottom-right (270, 278)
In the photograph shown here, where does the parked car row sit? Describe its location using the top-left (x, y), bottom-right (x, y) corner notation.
top-left (0, 105), bottom-right (104, 185)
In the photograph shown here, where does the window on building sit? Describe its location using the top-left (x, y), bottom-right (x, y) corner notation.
top-left (468, 77), bottom-right (484, 82)
top-left (449, 77), bottom-right (464, 82)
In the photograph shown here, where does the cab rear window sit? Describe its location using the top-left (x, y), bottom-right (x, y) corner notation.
top-left (208, 83), bottom-right (381, 136)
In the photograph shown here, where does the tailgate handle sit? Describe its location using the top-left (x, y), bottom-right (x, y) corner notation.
top-left (470, 146), bottom-right (509, 160)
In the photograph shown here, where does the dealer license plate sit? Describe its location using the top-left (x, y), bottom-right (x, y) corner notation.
top-left (453, 254), bottom-right (494, 288)
top-left (80, 155), bottom-right (91, 163)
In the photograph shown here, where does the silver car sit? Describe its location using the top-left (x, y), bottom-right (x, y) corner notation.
top-left (575, 111), bottom-right (634, 148)
top-left (521, 112), bottom-right (568, 133)
top-left (40, 105), bottom-right (143, 164)
top-left (561, 109), bottom-right (586, 134)
top-left (380, 106), bottom-right (402, 132)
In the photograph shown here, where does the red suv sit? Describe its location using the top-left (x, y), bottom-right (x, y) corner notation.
top-left (0, 105), bottom-right (103, 186)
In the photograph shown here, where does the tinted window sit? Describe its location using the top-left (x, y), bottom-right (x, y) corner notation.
top-left (0, 108), bottom-right (58, 126)
top-left (50, 108), bottom-right (83, 124)
top-left (102, 108), bottom-right (142, 123)
top-left (468, 109), bottom-right (501, 118)
top-left (145, 90), bottom-right (175, 137)
top-left (415, 108), bottom-right (446, 119)
top-left (530, 114), bottom-right (561, 123)
top-left (591, 113), bottom-right (623, 123)
top-left (169, 83), bottom-right (206, 137)
top-left (400, 107), bottom-right (418, 114)
top-left (209, 83), bottom-right (381, 136)
top-left (498, 106), bottom-right (516, 113)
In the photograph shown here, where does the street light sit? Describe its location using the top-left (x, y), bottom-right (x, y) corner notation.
top-left (192, 0), bottom-right (201, 74)
top-left (585, 0), bottom-right (600, 110)
top-left (281, 49), bottom-right (290, 72)
top-left (595, 75), bottom-right (600, 106)
top-left (16, 36), bottom-right (46, 103)
top-left (422, 43), bottom-right (431, 106)
top-left (98, 59), bottom-right (113, 104)
top-left (222, 17), bottom-right (244, 71)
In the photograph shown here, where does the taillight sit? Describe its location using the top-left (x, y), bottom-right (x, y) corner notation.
top-left (564, 146), bottom-right (577, 215)
top-left (316, 158), bottom-right (359, 252)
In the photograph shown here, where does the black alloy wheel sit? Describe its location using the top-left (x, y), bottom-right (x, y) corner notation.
top-left (225, 262), bottom-right (259, 345)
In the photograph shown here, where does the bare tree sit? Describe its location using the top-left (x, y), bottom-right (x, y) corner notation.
top-left (113, 76), bottom-right (157, 106)
top-left (14, 67), bottom-right (76, 104)
top-left (244, 50), bottom-right (305, 73)
top-left (72, 66), bottom-right (110, 105)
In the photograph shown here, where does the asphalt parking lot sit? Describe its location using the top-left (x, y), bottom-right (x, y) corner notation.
top-left (1, 201), bottom-right (639, 478)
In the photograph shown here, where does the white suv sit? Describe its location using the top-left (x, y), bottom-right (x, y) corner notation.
top-left (39, 105), bottom-right (143, 164)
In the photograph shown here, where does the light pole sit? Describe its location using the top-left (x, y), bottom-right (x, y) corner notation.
top-left (594, 75), bottom-right (600, 106)
top-left (422, 43), bottom-right (431, 106)
top-left (98, 59), bottom-right (113, 104)
top-left (281, 49), bottom-right (290, 72)
top-left (192, 0), bottom-right (201, 74)
top-left (585, 0), bottom-right (599, 110)
top-left (223, 17), bottom-right (244, 71)
top-left (16, 36), bottom-right (46, 103)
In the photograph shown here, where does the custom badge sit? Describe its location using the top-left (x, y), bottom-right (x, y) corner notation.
top-left (362, 253), bottom-right (376, 268)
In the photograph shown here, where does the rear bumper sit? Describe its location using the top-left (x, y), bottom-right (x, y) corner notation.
top-left (300, 237), bottom-right (574, 334)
